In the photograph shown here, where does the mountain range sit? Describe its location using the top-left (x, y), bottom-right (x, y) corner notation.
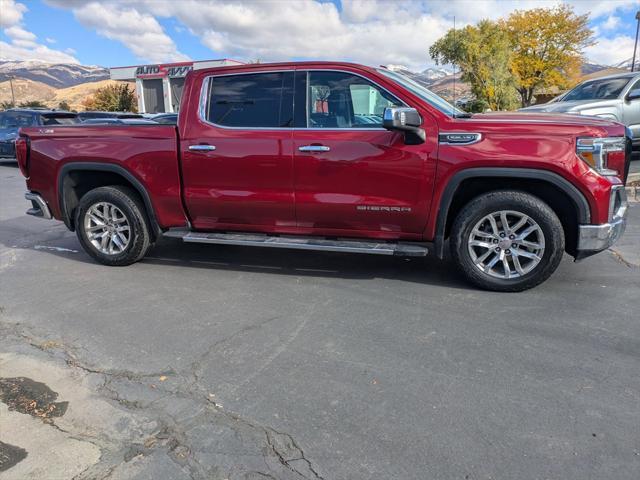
top-left (0, 61), bottom-right (109, 88)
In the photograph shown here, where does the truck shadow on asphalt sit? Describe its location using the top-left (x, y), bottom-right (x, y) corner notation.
top-left (138, 237), bottom-right (473, 288)
top-left (0, 212), bottom-right (474, 290)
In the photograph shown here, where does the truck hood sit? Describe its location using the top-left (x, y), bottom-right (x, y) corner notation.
top-left (456, 111), bottom-right (625, 139)
top-left (519, 99), bottom-right (620, 113)
top-left (468, 111), bottom-right (621, 128)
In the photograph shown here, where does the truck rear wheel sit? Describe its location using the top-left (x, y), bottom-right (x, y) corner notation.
top-left (75, 186), bottom-right (152, 266)
top-left (450, 191), bottom-right (565, 292)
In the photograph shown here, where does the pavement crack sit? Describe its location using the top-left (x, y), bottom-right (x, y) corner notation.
top-left (0, 320), bottom-right (175, 383)
top-left (1, 320), bottom-right (325, 479)
top-left (264, 427), bottom-right (325, 480)
top-left (188, 316), bottom-right (280, 387)
top-left (608, 248), bottom-right (638, 268)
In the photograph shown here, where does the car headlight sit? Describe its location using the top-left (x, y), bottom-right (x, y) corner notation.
top-left (576, 137), bottom-right (625, 176)
top-left (576, 111), bottom-right (618, 120)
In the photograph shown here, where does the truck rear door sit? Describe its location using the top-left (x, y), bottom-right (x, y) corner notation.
top-left (180, 69), bottom-right (296, 230)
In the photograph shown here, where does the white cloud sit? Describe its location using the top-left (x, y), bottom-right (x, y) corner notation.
top-left (45, 37), bottom-right (56, 44)
top-left (584, 35), bottom-right (635, 66)
top-left (33, 0), bottom-right (640, 69)
top-left (130, 0), bottom-right (451, 70)
top-left (0, 0), bottom-right (26, 28)
top-left (5, 25), bottom-right (37, 47)
top-left (133, 0), bottom-right (638, 69)
top-left (601, 15), bottom-right (621, 31)
top-left (47, 0), bottom-right (189, 64)
top-left (0, 0), bottom-right (79, 63)
top-left (0, 41), bottom-right (80, 63)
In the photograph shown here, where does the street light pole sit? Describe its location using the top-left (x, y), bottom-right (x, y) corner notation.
top-left (633, 10), bottom-right (640, 72)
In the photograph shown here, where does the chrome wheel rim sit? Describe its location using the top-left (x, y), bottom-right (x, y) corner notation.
top-left (84, 202), bottom-right (131, 255)
top-left (468, 210), bottom-right (545, 279)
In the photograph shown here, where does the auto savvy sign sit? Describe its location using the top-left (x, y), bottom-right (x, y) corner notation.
top-left (135, 63), bottom-right (193, 78)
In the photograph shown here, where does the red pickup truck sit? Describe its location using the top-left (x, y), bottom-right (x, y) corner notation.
top-left (17, 62), bottom-right (630, 291)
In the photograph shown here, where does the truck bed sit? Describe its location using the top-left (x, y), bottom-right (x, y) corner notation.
top-left (21, 124), bottom-right (187, 228)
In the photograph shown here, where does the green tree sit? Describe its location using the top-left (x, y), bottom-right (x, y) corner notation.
top-left (502, 5), bottom-right (594, 107)
top-left (430, 20), bottom-right (518, 111)
top-left (87, 83), bottom-right (137, 112)
top-left (58, 100), bottom-right (71, 111)
top-left (18, 100), bottom-right (48, 108)
top-left (1, 101), bottom-right (15, 110)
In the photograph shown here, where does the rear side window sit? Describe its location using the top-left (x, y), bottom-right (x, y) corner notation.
top-left (0, 112), bottom-right (34, 128)
top-left (206, 72), bottom-right (293, 128)
top-left (41, 115), bottom-right (79, 125)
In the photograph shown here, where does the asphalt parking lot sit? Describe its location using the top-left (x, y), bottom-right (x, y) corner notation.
top-left (1, 159), bottom-right (639, 480)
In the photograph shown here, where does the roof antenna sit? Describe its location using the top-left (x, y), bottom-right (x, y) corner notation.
top-left (452, 15), bottom-right (456, 117)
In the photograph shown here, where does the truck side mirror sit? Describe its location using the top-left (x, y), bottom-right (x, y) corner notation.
top-left (383, 107), bottom-right (425, 144)
top-left (627, 88), bottom-right (640, 101)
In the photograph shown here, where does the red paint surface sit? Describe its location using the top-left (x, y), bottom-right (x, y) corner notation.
top-left (21, 61), bottom-right (626, 240)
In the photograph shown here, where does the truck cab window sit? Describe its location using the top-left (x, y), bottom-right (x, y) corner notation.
top-left (2, 113), bottom-right (34, 128)
top-left (206, 72), bottom-right (293, 128)
top-left (307, 71), bottom-right (402, 128)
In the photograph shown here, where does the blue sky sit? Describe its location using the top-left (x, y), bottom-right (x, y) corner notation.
top-left (0, 0), bottom-right (638, 70)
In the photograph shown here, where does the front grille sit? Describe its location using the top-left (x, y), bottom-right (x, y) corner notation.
top-left (624, 136), bottom-right (632, 183)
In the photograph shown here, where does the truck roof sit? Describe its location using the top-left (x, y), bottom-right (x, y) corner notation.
top-left (194, 60), bottom-right (378, 74)
top-left (4, 108), bottom-right (76, 115)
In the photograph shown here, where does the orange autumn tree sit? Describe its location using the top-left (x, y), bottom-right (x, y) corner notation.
top-left (502, 5), bottom-right (594, 107)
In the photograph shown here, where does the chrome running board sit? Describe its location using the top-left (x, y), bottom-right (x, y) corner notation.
top-left (164, 230), bottom-right (428, 257)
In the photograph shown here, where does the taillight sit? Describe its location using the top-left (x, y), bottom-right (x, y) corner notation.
top-left (16, 136), bottom-right (29, 177)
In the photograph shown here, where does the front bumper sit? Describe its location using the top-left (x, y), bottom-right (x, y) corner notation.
top-left (576, 185), bottom-right (627, 259)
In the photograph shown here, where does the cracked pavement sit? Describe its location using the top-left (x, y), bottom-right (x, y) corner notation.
top-left (1, 159), bottom-right (639, 479)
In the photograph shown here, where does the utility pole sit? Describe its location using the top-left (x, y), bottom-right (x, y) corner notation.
top-left (633, 10), bottom-right (640, 72)
top-left (9, 75), bottom-right (16, 106)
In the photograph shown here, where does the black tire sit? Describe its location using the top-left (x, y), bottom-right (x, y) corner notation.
top-left (450, 190), bottom-right (565, 292)
top-left (75, 185), bottom-right (152, 266)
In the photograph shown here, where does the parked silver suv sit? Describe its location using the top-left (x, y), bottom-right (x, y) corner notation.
top-left (521, 72), bottom-right (640, 152)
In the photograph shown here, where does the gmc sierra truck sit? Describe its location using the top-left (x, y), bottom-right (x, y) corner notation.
top-left (17, 62), bottom-right (631, 291)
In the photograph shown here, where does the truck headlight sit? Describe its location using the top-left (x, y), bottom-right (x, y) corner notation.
top-left (576, 137), bottom-right (625, 176)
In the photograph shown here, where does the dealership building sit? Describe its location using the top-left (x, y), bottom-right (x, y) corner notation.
top-left (109, 59), bottom-right (243, 114)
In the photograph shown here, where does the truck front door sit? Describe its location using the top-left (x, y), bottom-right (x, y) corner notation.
top-left (292, 69), bottom-right (437, 237)
top-left (180, 70), bottom-right (295, 231)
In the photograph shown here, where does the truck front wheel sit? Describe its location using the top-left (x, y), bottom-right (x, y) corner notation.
top-left (450, 191), bottom-right (565, 292)
top-left (75, 186), bottom-right (152, 266)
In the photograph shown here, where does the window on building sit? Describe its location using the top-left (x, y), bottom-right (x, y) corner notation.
top-left (206, 72), bottom-right (293, 128)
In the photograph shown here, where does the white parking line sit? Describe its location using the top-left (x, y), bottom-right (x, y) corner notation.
top-left (34, 245), bottom-right (78, 253)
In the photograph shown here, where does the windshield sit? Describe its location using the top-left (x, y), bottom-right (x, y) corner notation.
top-left (376, 68), bottom-right (466, 116)
top-left (562, 77), bottom-right (631, 101)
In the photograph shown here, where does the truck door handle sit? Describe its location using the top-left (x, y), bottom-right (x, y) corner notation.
top-left (298, 145), bottom-right (330, 152)
top-left (189, 144), bottom-right (216, 152)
